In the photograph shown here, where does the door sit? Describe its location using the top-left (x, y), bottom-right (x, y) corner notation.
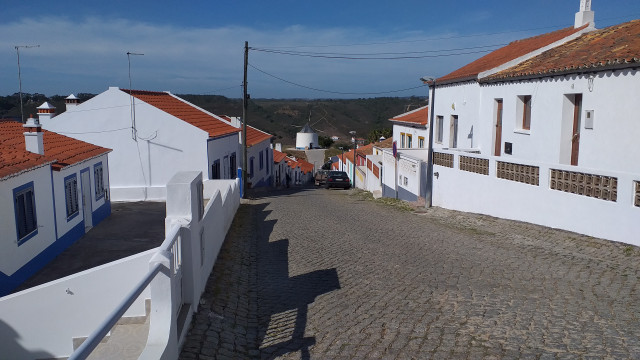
top-left (81, 170), bottom-right (93, 231)
top-left (571, 94), bottom-right (582, 166)
top-left (494, 100), bottom-right (503, 156)
top-left (449, 115), bottom-right (458, 148)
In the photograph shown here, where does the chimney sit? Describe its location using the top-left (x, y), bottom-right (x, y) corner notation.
top-left (575, 0), bottom-right (595, 28)
top-left (37, 101), bottom-right (56, 121)
top-left (23, 116), bottom-right (44, 155)
top-left (275, 143), bottom-right (282, 152)
top-left (65, 94), bottom-right (80, 110)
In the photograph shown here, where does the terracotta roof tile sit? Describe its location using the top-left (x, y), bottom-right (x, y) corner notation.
top-left (484, 20), bottom-right (640, 82)
top-left (438, 25), bottom-right (587, 84)
top-left (124, 90), bottom-right (240, 138)
top-left (0, 120), bottom-right (110, 179)
top-left (246, 126), bottom-right (273, 147)
top-left (273, 149), bottom-right (288, 163)
top-left (389, 106), bottom-right (429, 126)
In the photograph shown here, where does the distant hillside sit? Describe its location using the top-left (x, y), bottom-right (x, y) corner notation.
top-left (1, 93), bottom-right (425, 145)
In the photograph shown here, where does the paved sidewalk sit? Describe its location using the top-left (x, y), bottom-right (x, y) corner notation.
top-left (181, 188), bottom-right (640, 359)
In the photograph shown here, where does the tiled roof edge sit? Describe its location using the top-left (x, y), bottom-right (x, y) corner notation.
top-left (480, 59), bottom-right (640, 84)
top-left (0, 161), bottom-right (56, 182)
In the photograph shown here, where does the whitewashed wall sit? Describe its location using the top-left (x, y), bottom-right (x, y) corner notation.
top-left (0, 166), bottom-right (55, 278)
top-left (432, 82), bottom-right (483, 150)
top-left (41, 87), bottom-right (211, 201)
top-left (392, 123), bottom-right (429, 150)
top-left (479, 70), bottom-right (640, 173)
top-left (207, 133), bottom-right (240, 180)
top-left (247, 139), bottom-right (272, 187)
top-left (432, 149), bottom-right (640, 246)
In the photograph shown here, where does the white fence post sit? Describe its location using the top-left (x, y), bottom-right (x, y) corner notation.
top-left (139, 250), bottom-right (177, 360)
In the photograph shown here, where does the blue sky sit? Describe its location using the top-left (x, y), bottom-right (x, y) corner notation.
top-left (1, 0), bottom-right (639, 98)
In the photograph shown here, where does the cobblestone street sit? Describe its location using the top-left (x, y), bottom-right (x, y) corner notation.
top-left (180, 187), bottom-right (640, 359)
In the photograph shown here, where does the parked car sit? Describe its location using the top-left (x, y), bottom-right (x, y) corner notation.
top-left (315, 170), bottom-right (329, 186)
top-left (325, 171), bottom-right (351, 189)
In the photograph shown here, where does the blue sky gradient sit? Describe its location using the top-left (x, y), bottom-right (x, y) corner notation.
top-left (1, 0), bottom-right (639, 98)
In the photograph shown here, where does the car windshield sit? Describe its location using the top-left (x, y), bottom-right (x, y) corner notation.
top-left (329, 171), bottom-right (348, 177)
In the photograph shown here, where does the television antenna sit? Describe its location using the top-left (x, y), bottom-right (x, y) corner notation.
top-left (15, 45), bottom-right (40, 123)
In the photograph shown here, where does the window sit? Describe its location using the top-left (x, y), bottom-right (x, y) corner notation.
top-left (259, 150), bottom-right (264, 170)
top-left (94, 163), bottom-right (105, 200)
top-left (436, 116), bottom-right (444, 144)
top-left (265, 151), bottom-right (270, 174)
top-left (249, 157), bottom-right (254, 178)
top-left (65, 174), bottom-right (79, 220)
top-left (211, 160), bottom-right (220, 180)
top-left (519, 95), bottom-right (532, 130)
top-left (407, 134), bottom-right (413, 148)
top-left (14, 182), bottom-right (37, 244)
top-left (229, 152), bottom-right (237, 179)
top-left (418, 136), bottom-right (425, 148)
top-left (400, 133), bottom-right (406, 148)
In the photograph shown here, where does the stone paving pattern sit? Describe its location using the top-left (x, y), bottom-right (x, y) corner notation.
top-left (180, 187), bottom-right (640, 359)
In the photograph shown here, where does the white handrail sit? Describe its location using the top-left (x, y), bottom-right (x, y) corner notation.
top-left (159, 224), bottom-right (181, 252)
top-left (69, 262), bottom-right (164, 360)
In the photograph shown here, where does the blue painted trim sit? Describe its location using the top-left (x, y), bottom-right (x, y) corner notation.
top-left (237, 168), bottom-right (243, 197)
top-left (64, 173), bottom-right (80, 221)
top-left (0, 220), bottom-right (84, 296)
top-left (397, 186), bottom-right (418, 202)
top-left (382, 184), bottom-right (396, 199)
top-left (92, 199), bottom-right (111, 226)
top-left (13, 181), bottom-right (38, 246)
top-left (49, 168), bottom-right (59, 242)
top-left (94, 162), bottom-right (105, 201)
top-left (208, 132), bottom-right (239, 141)
top-left (80, 167), bottom-right (92, 227)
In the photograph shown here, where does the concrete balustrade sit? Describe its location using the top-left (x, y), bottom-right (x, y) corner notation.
top-left (0, 172), bottom-right (240, 359)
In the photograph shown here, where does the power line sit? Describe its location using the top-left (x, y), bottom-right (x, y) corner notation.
top-left (250, 48), bottom-right (496, 60)
top-left (250, 43), bottom-right (506, 57)
top-left (249, 63), bottom-right (427, 95)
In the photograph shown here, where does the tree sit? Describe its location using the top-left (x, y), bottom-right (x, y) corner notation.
top-left (367, 128), bottom-right (392, 143)
top-left (318, 135), bottom-right (334, 148)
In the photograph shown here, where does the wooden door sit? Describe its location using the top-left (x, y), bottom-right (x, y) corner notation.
top-left (450, 116), bottom-right (458, 148)
top-left (494, 100), bottom-right (503, 156)
top-left (571, 94), bottom-right (582, 166)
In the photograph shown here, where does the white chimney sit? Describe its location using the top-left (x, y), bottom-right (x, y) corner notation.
top-left (65, 94), bottom-right (80, 110)
top-left (37, 101), bottom-right (56, 121)
top-left (23, 116), bottom-right (44, 155)
top-left (575, 0), bottom-right (595, 29)
top-left (275, 143), bottom-right (282, 152)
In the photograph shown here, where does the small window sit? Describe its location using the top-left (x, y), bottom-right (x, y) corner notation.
top-left (418, 136), bottom-right (425, 149)
top-left (519, 95), bottom-right (532, 130)
top-left (229, 153), bottom-right (237, 179)
top-left (259, 150), bottom-right (264, 170)
top-left (436, 116), bottom-right (444, 144)
top-left (94, 163), bottom-right (105, 200)
top-left (407, 134), bottom-right (413, 148)
top-left (211, 160), bottom-right (220, 180)
top-left (404, 176), bottom-right (408, 186)
top-left (65, 174), bottom-right (79, 220)
top-left (14, 182), bottom-right (38, 244)
top-left (400, 133), bottom-right (406, 148)
top-left (249, 157), bottom-right (254, 178)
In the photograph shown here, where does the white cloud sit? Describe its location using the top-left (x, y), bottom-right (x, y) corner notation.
top-left (0, 16), bottom-right (523, 98)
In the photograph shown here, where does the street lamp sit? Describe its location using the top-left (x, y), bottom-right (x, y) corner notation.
top-left (349, 130), bottom-right (356, 189)
top-left (15, 45), bottom-right (40, 124)
top-left (339, 147), bottom-right (344, 171)
top-left (420, 76), bottom-right (437, 208)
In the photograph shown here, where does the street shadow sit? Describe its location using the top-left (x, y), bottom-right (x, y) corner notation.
top-left (254, 207), bottom-right (341, 359)
top-left (246, 184), bottom-right (316, 200)
top-left (0, 319), bottom-right (55, 359)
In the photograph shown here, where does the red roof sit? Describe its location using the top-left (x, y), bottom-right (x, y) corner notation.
top-left (484, 20), bottom-right (640, 82)
top-left (0, 121), bottom-right (111, 179)
top-left (273, 149), bottom-right (288, 163)
top-left (123, 90), bottom-right (240, 138)
top-left (246, 126), bottom-right (273, 147)
top-left (438, 25), bottom-right (587, 84)
top-left (389, 106), bottom-right (429, 126)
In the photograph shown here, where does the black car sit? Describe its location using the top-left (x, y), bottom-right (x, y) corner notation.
top-left (325, 171), bottom-right (351, 189)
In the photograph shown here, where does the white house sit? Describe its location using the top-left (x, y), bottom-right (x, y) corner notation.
top-left (0, 118), bottom-right (111, 296)
top-left (272, 149), bottom-right (289, 187)
top-left (391, 106), bottom-right (429, 151)
top-left (40, 87), bottom-right (241, 201)
top-left (296, 123), bottom-right (318, 149)
top-left (418, 1), bottom-right (640, 245)
top-left (219, 116), bottom-right (274, 188)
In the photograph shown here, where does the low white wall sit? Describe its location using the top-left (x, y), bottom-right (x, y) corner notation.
top-left (432, 150), bottom-right (640, 246)
top-left (0, 250), bottom-right (153, 357)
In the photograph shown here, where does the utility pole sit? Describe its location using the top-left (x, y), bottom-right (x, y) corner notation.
top-left (242, 41), bottom-right (249, 199)
top-left (15, 45), bottom-right (40, 124)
